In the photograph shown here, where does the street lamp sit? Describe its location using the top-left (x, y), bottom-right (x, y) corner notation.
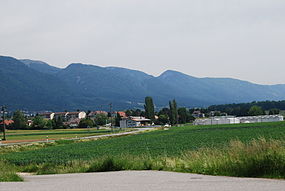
top-left (1, 106), bottom-right (6, 141)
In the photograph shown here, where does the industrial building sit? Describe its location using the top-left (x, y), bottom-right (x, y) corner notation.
top-left (120, 116), bottom-right (151, 128)
top-left (193, 115), bottom-right (284, 125)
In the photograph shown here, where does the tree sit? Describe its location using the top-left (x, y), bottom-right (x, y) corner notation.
top-left (79, 118), bottom-right (95, 128)
top-left (94, 113), bottom-right (108, 126)
top-left (46, 120), bottom-right (55, 130)
top-left (248, 106), bottom-right (264, 116)
top-left (178, 107), bottom-right (187, 124)
top-left (157, 114), bottom-right (169, 125)
top-left (125, 110), bottom-right (132, 117)
top-left (31, 116), bottom-right (46, 130)
top-left (169, 99), bottom-right (178, 125)
top-left (115, 112), bottom-right (122, 127)
top-left (269, 108), bottom-right (280, 115)
top-left (53, 116), bottom-right (64, 129)
top-left (144, 96), bottom-right (155, 122)
top-left (158, 108), bottom-right (170, 116)
top-left (12, 110), bottom-right (27, 129)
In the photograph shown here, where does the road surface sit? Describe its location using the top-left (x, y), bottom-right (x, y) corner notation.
top-left (1, 171), bottom-right (284, 191)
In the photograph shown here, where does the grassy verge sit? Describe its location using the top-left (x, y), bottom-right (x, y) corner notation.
top-left (0, 160), bottom-right (23, 182)
top-left (176, 138), bottom-right (285, 178)
top-left (7, 138), bottom-right (285, 179)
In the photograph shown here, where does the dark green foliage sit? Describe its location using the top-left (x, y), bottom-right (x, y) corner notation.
top-left (125, 109), bottom-right (144, 117)
top-left (87, 158), bottom-right (123, 172)
top-left (45, 120), bottom-right (55, 130)
top-left (169, 100), bottom-right (178, 125)
top-left (157, 114), bottom-right (169, 125)
top-left (209, 100), bottom-right (285, 117)
top-left (248, 105), bottom-right (265, 116)
top-left (144, 96), bottom-right (155, 122)
top-left (158, 108), bottom-right (170, 116)
top-left (31, 116), bottom-right (46, 130)
top-left (12, 110), bottom-right (27, 130)
top-left (115, 113), bottom-right (122, 127)
top-left (53, 116), bottom-right (64, 129)
top-left (94, 113), bottom-right (108, 126)
top-left (269, 108), bottom-right (280, 115)
top-left (78, 118), bottom-right (95, 128)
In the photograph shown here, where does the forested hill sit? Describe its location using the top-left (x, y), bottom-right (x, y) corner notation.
top-left (1, 55), bottom-right (285, 111)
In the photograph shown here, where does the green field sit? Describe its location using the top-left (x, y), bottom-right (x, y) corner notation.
top-left (1, 121), bottom-right (285, 180)
top-left (4, 121), bottom-right (285, 164)
top-left (2, 128), bottom-right (126, 142)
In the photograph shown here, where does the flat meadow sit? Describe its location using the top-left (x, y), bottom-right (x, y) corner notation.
top-left (1, 121), bottom-right (285, 181)
top-left (2, 128), bottom-right (124, 143)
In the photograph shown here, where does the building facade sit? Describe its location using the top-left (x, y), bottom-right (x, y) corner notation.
top-left (194, 115), bottom-right (283, 125)
top-left (120, 116), bottom-right (151, 128)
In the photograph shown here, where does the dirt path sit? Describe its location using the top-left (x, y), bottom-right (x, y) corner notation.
top-left (1, 171), bottom-right (284, 191)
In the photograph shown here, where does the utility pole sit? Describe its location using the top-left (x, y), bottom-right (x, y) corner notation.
top-left (109, 103), bottom-right (113, 132)
top-left (1, 106), bottom-right (6, 141)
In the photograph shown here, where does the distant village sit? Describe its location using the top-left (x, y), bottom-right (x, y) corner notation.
top-left (1, 98), bottom-right (284, 130)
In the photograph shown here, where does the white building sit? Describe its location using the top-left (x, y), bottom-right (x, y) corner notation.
top-left (238, 115), bottom-right (283, 123)
top-left (194, 115), bottom-right (283, 125)
top-left (120, 116), bottom-right (151, 128)
top-left (193, 116), bottom-right (240, 125)
top-left (39, 111), bottom-right (86, 120)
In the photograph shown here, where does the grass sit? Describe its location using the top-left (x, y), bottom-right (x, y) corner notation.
top-left (178, 138), bottom-right (285, 178)
top-left (5, 139), bottom-right (284, 179)
top-left (3, 128), bottom-right (129, 142)
top-left (4, 121), bottom-right (285, 165)
top-left (0, 160), bottom-right (23, 182)
top-left (1, 121), bottom-right (285, 180)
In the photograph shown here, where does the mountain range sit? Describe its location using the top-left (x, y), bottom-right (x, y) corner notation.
top-left (1, 55), bottom-right (285, 111)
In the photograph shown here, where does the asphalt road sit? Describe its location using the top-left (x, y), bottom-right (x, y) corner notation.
top-left (1, 171), bottom-right (285, 191)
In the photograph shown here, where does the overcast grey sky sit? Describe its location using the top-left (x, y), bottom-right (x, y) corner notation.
top-left (0, 0), bottom-right (284, 85)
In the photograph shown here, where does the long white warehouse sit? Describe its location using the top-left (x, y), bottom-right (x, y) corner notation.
top-left (193, 115), bottom-right (284, 125)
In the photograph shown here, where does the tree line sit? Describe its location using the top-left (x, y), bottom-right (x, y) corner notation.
top-left (208, 100), bottom-right (284, 117)
top-left (128, 97), bottom-right (195, 125)
top-left (4, 111), bottom-right (110, 130)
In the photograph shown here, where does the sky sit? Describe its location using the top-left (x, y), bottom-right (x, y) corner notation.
top-left (0, 0), bottom-right (285, 85)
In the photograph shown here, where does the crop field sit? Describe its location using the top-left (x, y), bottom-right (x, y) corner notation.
top-left (3, 121), bottom-right (285, 165)
top-left (1, 128), bottom-right (124, 143)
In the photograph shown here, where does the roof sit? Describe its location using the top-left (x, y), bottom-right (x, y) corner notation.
top-left (88, 111), bottom-right (108, 116)
top-left (0, 120), bottom-right (14, 126)
top-left (67, 112), bottom-right (81, 115)
top-left (130, 116), bottom-right (151, 122)
top-left (54, 112), bottom-right (67, 115)
top-left (117, 111), bottom-right (127, 118)
top-left (38, 112), bottom-right (53, 115)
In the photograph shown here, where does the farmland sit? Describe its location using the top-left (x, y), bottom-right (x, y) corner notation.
top-left (1, 128), bottom-right (127, 143)
top-left (1, 121), bottom-right (285, 180)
